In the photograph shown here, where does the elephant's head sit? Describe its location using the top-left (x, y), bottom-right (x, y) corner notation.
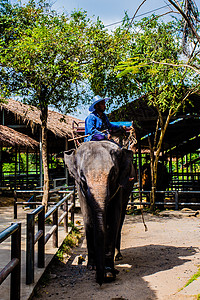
top-left (64, 141), bottom-right (135, 203)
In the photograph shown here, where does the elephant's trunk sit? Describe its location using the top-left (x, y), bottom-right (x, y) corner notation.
top-left (87, 184), bottom-right (107, 286)
top-left (93, 208), bottom-right (105, 285)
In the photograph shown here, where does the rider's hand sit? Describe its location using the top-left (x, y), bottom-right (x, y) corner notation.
top-left (107, 133), bottom-right (112, 140)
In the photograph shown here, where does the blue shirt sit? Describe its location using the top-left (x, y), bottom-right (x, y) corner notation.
top-left (84, 111), bottom-right (121, 142)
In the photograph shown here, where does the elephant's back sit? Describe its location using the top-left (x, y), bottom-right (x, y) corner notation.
top-left (78, 140), bottom-right (120, 154)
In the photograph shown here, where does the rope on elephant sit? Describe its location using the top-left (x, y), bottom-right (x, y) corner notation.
top-left (109, 184), bottom-right (123, 201)
top-left (68, 130), bottom-right (107, 142)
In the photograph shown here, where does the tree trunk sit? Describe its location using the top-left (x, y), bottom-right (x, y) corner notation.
top-left (40, 104), bottom-right (49, 211)
top-left (150, 159), bottom-right (158, 211)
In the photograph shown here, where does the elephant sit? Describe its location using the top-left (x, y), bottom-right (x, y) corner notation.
top-left (64, 140), bottom-right (136, 285)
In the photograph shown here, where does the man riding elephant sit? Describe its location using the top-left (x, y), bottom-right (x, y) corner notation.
top-left (84, 95), bottom-right (127, 142)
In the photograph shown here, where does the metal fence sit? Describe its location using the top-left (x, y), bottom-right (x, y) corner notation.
top-left (0, 223), bottom-right (21, 300)
top-left (26, 190), bottom-right (75, 284)
top-left (13, 185), bottom-right (75, 219)
top-left (0, 186), bottom-right (76, 298)
top-left (131, 189), bottom-right (200, 209)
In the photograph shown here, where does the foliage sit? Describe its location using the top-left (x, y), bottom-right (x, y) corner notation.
top-left (0, 0), bottom-right (100, 206)
top-left (116, 16), bottom-right (199, 210)
top-left (179, 266), bottom-right (200, 290)
top-left (0, 2), bottom-right (94, 111)
top-left (86, 15), bottom-right (137, 109)
top-left (116, 16), bottom-right (192, 113)
top-left (56, 226), bottom-right (81, 261)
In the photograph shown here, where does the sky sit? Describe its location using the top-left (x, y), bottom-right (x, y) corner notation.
top-left (51, 0), bottom-right (176, 26)
top-left (10, 0), bottom-right (200, 120)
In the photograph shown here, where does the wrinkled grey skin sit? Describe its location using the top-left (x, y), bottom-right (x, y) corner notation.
top-left (64, 141), bottom-right (136, 285)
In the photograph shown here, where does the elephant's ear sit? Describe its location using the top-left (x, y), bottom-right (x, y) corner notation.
top-left (64, 150), bottom-right (78, 180)
top-left (119, 149), bottom-right (134, 185)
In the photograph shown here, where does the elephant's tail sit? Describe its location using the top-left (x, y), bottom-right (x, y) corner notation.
top-left (93, 208), bottom-right (105, 286)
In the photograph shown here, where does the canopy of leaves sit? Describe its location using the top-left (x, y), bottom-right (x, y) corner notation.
top-left (116, 16), bottom-right (194, 114)
top-left (0, 1), bottom-right (98, 112)
top-left (85, 15), bottom-right (138, 109)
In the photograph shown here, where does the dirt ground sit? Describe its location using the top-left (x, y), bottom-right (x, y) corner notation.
top-left (32, 210), bottom-right (200, 300)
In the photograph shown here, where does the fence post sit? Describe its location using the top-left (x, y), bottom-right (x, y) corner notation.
top-left (64, 197), bottom-right (68, 233)
top-left (175, 191), bottom-right (179, 210)
top-left (26, 213), bottom-right (35, 284)
top-left (71, 185), bottom-right (76, 224)
top-left (53, 209), bottom-right (58, 248)
top-left (38, 207), bottom-right (45, 268)
top-left (14, 191), bottom-right (17, 219)
top-left (11, 223), bottom-right (21, 300)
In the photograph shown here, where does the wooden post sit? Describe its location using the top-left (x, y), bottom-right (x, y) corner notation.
top-left (14, 191), bottom-right (17, 219)
top-left (137, 134), bottom-right (143, 207)
top-left (39, 128), bottom-right (43, 188)
top-left (26, 148), bottom-right (29, 188)
top-left (64, 198), bottom-right (68, 233)
top-left (65, 138), bottom-right (68, 186)
top-left (53, 209), bottom-right (58, 248)
top-left (14, 146), bottom-right (17, 190)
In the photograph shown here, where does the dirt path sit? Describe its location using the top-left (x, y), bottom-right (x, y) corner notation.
top-left (32, 212), bottom-right (200, 300)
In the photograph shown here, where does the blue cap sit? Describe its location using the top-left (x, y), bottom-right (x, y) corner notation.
top-left (89, 95), bottom-right (110, 112)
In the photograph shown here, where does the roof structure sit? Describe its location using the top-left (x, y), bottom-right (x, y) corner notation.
top-left (109, 93), bottom-right (200, 156)
top-left (0, 125), bottom-right (39, 149)
top-left (0, 98), bottom-right (82, 138)
top-left (0, 99), bottom-right (82, 152)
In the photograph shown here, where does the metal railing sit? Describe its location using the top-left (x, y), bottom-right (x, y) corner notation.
top-left (53, 177), bottom-right (67, 189)
top-left (13, 186), bottom-right (75, 219)
top-left (131, 189), bottom-right (200, 209)
top-left (26, 190), bottom-right (75, 284)
top-left (0, 223), bottom-right (21, 300)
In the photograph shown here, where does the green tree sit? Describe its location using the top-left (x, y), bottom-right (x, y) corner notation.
top-left (0, 0), bottom-right (98, 207)
top-left (117, 17), bottom-right (198, 209)
top-left (86, 15), bottom-right (137, 109)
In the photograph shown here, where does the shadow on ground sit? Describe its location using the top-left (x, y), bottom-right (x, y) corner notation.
top-left (32, 238), bottom-right (197, 300)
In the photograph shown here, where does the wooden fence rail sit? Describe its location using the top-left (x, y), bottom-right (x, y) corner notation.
top-left (0, 223), bottom-right (21, 300)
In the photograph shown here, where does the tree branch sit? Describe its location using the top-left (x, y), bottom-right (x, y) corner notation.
top-left (167, 0), bottom-right (200, 43)
top-left (150, 60), bottom-right (200, 75)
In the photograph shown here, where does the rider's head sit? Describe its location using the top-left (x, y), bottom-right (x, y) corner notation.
top-left (94, 100), bottom-right (106, 114)
top-left (89, 95), bottom-right (110, 113)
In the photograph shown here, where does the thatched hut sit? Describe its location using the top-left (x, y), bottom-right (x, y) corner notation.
top-left (0, 99), bottom-right (82, 189)
top-left (0, 125), bottom-right (39, 149)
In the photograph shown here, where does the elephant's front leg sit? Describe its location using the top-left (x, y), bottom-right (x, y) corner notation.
top-left (105, 193), bottom-right (122, 280)
top-left (78, 191), bottom-right (96, 270)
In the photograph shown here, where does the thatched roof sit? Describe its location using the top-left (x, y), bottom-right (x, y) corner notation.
top-left (0, 99), bottom-right (82, 138)
top-left (0, 125), bottom-right (39, 149)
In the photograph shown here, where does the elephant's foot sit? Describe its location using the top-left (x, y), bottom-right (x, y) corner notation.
top-left (115, 252), bottom-right (123, 261)
top-left (104, 267), bottom-right (116, 283)
top-left (103, 267), bottom-right (119, 282)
